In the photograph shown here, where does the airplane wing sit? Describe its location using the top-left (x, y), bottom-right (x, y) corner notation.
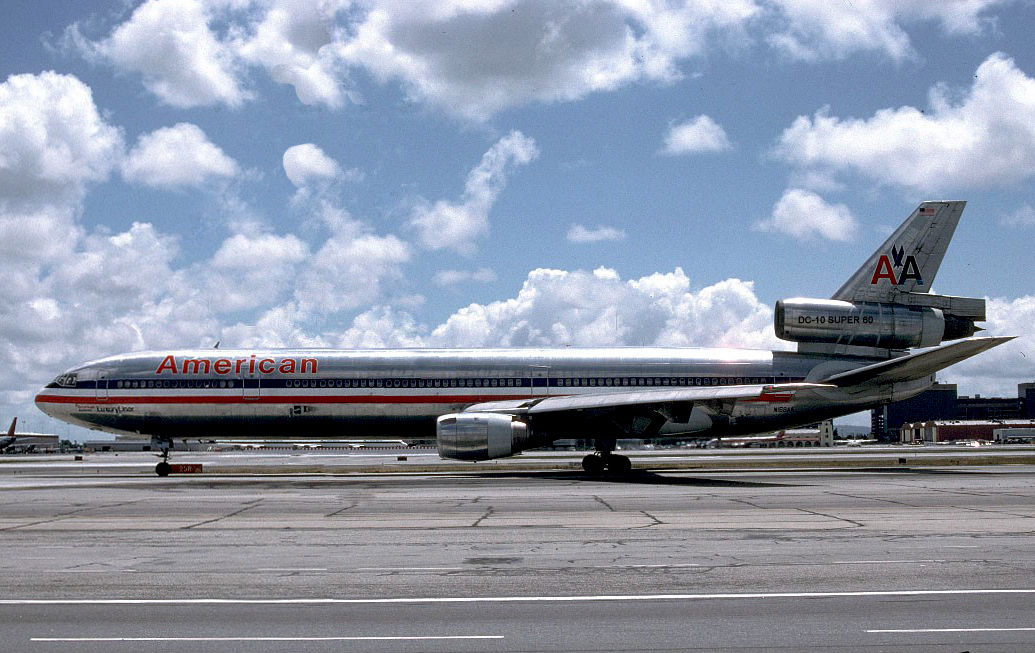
top-left (466, 383), bottom-right (833, 416)
top-left (819, 336), bottom-right (1014, 387)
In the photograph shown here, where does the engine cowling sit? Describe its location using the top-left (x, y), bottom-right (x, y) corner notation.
top-left (436, 412), bottom-right (530, 461)
top-left (775, 298), bottom-right (978, 349)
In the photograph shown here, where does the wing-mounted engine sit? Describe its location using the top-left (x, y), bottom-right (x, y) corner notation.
top-left (775, 294), bottom-right (984, 356)
top-left (436, 412), bottom-right (533, 461)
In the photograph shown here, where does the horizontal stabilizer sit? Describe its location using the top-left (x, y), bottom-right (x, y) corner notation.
top-left (820, 336), bottom-right (1013, 387)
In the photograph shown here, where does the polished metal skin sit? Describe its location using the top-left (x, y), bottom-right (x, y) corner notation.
top-left (33, 200), bottom-right (1010, 470)
top-left (35, 346), bottom-right (817, 439)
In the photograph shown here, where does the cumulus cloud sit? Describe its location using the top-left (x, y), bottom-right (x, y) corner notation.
top-left (49, 222), bottom-right (181, 314)
top-left (336, 306), bottom-right (426, 348)
top-left (294, 226), bottom-right (412, 315)
top-left (661, 115), bottom-right (731, 155)
top-left (122, 123), bottom-right (238, 189)
top-left (283, 144), bottom-right (362, 209)
top-left (82, 0), bottom-right (248, 108)
top-left (233, 0), bottom-right (350, 108)
top-left (433, 268), bottom-right (497, 286)
top-left (755, 188), bottom-right (856, 241)
top-left (0, 205), bottom-right (82, 273)
top-left (940, 295), bottom-right (1035, 396)
top-left (0, 219), bottom-right (222, 412)
top-left (0, 71), bottom-right (122, 209)
top-left (776, 53), bottom-right (1035, 193)
top-left (206, 232), bottom-right (309, 312)
top-left (68, 1), bottom-right (1012, 119)
top-left (566, 224), bottom-right (626, 243)
top-left (410, 131), bottom-right (538, 253)
top-left (283, 143), bottom-right (342, 187)
top-left (428, 267), bottom-right (781, 350)
top-left (340, 1), bottom-right (757, 120)
top-left (0, 70), bottom-right (129, 407)
top-left (766, 0), bottom-right (1005, 62)
top-left (71, 0), bottom-right (350, 109)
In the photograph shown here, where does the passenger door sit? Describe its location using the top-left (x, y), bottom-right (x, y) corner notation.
top-left (530, 365), bottom-right (550, 398)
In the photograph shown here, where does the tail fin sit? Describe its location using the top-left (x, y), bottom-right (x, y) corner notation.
top-left (833, 201), bottom-right (965, 302)
top-left (6, 418), bottom-right (14, 438)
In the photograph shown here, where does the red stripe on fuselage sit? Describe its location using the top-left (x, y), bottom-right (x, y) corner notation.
top-left (34, 393), bottom-right (530, 406)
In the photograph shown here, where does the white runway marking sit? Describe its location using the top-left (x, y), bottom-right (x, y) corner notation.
top-left (831, 559), bottom-right (945, 565)
top-left (32, 635), bottom-right (504, 642)
top-left (868, 628), bottom-right (1035, 633)
top-left (3, 588), bottom-right (1033, 605)
top-left (353, 566), bottom-right (464, 571)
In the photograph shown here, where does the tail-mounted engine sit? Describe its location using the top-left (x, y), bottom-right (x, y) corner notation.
top-left (775, 294), bottom-right (984, 352)
top-left (436, 412), bottom-right (531, 461)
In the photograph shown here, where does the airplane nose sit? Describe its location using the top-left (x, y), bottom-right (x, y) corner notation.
top-left (35, 389), bottom-right (55, 418)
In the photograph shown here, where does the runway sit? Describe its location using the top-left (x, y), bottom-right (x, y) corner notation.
top-left (1, 465), bottom-right (1033, 651)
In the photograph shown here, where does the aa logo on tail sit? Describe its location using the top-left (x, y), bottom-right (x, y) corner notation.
top-left (870, 246), bottom-right (924, 286)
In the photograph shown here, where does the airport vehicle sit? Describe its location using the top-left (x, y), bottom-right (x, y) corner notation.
top-left (35, 201), bottom-right (1011, 476)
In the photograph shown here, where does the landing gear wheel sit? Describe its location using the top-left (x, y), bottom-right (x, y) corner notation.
top-left (582, 453), bottom-right (632, 475)
top-left (155, 461), bottom-right (171, 477)
top-left (608, 454), bottom-right (632, 475)
top-left (582, 453), bottom-right (605, 474)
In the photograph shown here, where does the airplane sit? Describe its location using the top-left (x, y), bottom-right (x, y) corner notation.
top-left (0, 417), bottom-right (59, 453)
top-left (35, 201), bottom-right (1012, 476)
top-left (0, 418), bottom-right (15, 451)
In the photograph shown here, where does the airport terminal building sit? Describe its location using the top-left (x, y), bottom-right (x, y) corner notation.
top-left (873, 382), bottom-right (1035, 441)
top-left (899, 419), bottom-right (1035, 444)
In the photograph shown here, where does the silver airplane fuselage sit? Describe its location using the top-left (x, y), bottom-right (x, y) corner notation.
top-left (34, 346), bottom-right (910, 441)
top-left (32, 201), bottom-right (1012, 473)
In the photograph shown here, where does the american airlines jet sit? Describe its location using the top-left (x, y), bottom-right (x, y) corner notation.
top-left (36, 201), bottom-right (1010, 476)
top-left (0, 418), bottom-right (16, 451)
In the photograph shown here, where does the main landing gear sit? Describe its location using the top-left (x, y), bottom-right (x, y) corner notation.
top-left (581, 437), bottom-right (632, 475)
top-left (581, 452), bottom-right (632, 475)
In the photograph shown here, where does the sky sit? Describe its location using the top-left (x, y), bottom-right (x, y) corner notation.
top-left (2, 0), bottom-right (1035, 438)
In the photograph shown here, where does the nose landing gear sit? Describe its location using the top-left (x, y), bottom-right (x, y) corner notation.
top-left (152, 437), bottom-right (173, 476)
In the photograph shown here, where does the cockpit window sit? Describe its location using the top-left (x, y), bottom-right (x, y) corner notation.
top-left (50, 373), bottom-right (78, 388)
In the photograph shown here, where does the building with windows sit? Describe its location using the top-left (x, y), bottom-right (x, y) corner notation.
top-left (871, 383), bottom-right (958, 442)
top-left (1020, 383), bottom-right (1035, 418)
top-left (900, 419), bottom-right (1035, 443)
top-left (873, 381), bottom-right (1033, 441)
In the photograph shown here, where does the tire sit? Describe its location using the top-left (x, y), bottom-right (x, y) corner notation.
top-left (582, 454), bottom-right (604, 474)
top-left (156, 461), bottom-right (171, 477)
top-left (608, 455), bottom-right (632, 475)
